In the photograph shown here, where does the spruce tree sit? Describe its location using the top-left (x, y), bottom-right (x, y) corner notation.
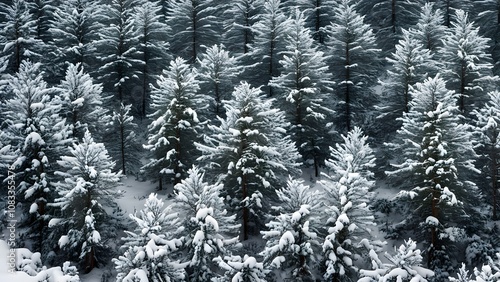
top-left (269, 9), bottom-right (333, 177)
top-left (411, 3), bottom-right (446, 52)
top-left (214, 255), bottom-right (268, 282)
top-left (222, 0), bottom-right (261, 55)
top-left (324, 0), bottom-right (381, 132)
top-left (196, 82), bottom-right (300, 240)
top-left (142, 57), bottom-right (205, 190)
top-left (50, 130), bottom-right (121, 272)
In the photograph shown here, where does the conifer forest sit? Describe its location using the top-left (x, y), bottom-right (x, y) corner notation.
top-left (1, 0), bottom-right (500, 281)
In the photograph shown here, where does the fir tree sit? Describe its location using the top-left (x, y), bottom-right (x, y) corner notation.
top-left (54, 63), bottom-right (108, 140)
top-left (173, 165), bottom-right (239, 281)
top-left (114, 193), bottom-right (186, 282)
top-left (222, 0), bottom-right (261, 55)
top-left (440, 9), bottom-right (498, 114)
top-left (324, 0), bottom-right (381, 132)
top-left (321, 127), bottom-right (378, 281)
top-left (386, 75), bottom-right (481, 275)
top-left (142, 57), bottom-right (205, 190)
top-left (131, 0), bottom-right (170, 118)
top-left (411, 3), bottom-right (446, 52)
top-left (473, 91), bottom-right (500, 219)
top-left (0, 0), bottom-right (43, 73)
top-left (214, 255), bottom-right (268, 282)
top-left (1, 60), bottom-right (71, 254)
top-left (94, 0), bottom-right (142, 107)
top-left (50, 130), bottom-right (121, 272)
top-left (260, 177), bottom-right (321, 281)
top-left (166, 0), bottom-right (223, 62)
top-left (197, 44), bottom-right (241, 119)
top-left (283, 0), bottom-right (335, 43)
top-left (196, 82), bottom-right (300, 240)
top-left (269, 8), bottom-right (334, 177)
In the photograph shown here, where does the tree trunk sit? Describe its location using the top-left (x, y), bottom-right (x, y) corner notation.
top-left (460, 61), bottom-right (466, 112)
top-left (492, 133), bottom-right (499, 219)
top-left (345, 42), bottom-right (352, 132)
top-left (242, 174), bottom-right (249, 241)
top-left (120, 122), bottom-right (126, 174)
top-left (191, 3), bottom-right (198, 63)
top-left (391, 0), bottom-right (396, 33)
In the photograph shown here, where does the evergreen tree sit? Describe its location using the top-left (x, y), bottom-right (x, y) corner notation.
top-left (321, 127), bottom-right (378, 281)
top-left (472, 0), bottom-right (500, 76)
top-left (260, 177), bottom-right (321, 281)
top-left (106, 103), bottom-right (141, 176)
top-left (142, 57), bottom-right (205, 190)
top-left (0, 0), bottom-right (43, 73)
top-left (214, 255), bottom-right (268, 282)
top-left (50, 130), bottom-right (121, 272)
top-left (173, 165), bottom-right (239, 281)
top-left (31, 0), bottom-right (56, 44)
top-left (1, 60), bottom-right (71, 254)
top-left (48, 0), bottom-right (101, 80)
top-left (385, 75), bottom-right (481, 275)
top-left (131, 0), bottom-right (170, 118)
top-left (283, 0), bottom-right (335, 43)
top-left (269, 8), bottom-right (334, 177)
top-left (196, 82), bottom-right (300, 240)
top-left (166, 0), bottom-right (223, 62)
top-left (440, 9), bottom-right (498, 114)
top-left (433, 0), bottom-right (473, 27)
top-left (222, 0), bottom-right (261, 55)
top-left (94, 0), bottom-right (142, 107)
top-left (55, 63), bottom-right (108, 140)
top-left (324, 0), bottom-right (381, 132)
top-left (473, 91), bottom-right (500, 219)
top-left (197, 44), bottom-right (240, 119)
top-left (411, 3), bottom-right (446, 52)
top-left (382, 239), bottom-right (434, 281)
top-left (248, 0), bottom-right (288, 96)
top-left (114, 193), bottom-right (186, 282)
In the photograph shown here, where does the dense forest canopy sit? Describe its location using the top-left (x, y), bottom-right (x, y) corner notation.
top-left (0, 0), bottom-right (499, 281)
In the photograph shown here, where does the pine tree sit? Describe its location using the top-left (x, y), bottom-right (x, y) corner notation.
top-left (48, 0), bottom-right (101, 80)
top-left (1, 60), bottom-right (72, 254)
top-left (94, 0), bottom-right (142, 107)
top-left (222, 0), bottom-right (261, 55)
top-left (248, 0), bottom-right (288, 96)
top-left (131, 0), bottom-right (170, 118)
top-left (50, 130), bottom-right (121, 272)
top-left (385, 75), bottom-right (481, 274)
top-left (31, 0), bottom-right (56, 44)
top-left (382, 239), bottom-right (434, 281)
top-left (166, 0), bottom-right (223, 62)
top-left (324, 0), bottom-right (381, 132)
top-left (54, 63), bottom-right (108, 140)
top-left (411, 3), bottom-right (446, 52)
top-left (106, 103), bottom-right (141, 176)
top-left (142, 57), bottom-right (205, 190)
top-left (440, 9), bottom-right (498, 114)
top-left (196, 82), bottom-right (300, 240)
top-left (321, 127), bottom-right (378, 281)
top-left (283, 0), bottom-right (335, 43)
top-left (260, 177), bottom-right (321, 281)
top-left (173, 165), bottom-right (239, 281)
top-left (433, 0), bottom-right (473, 27)
top-left (197, 44), bottom-right (241, 119)
top-left (269, 8), bottom-right (334, 177)
top-left (472, 0), bottom-right (500, 76)
top-left (473, 91), bottom-right (500, 219)
top-left (0, 0), bottom-right (43, 74)
top-left (114, 193), bottom-right (187, 282)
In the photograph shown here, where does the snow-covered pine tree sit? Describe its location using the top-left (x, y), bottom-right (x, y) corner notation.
top-left (94, 0), bottom-right (142, 107)
top-left (410, 3), bottom-right (447, 52)
top-left (197, 44), bottom-right (241, 119)
top-left (440, 9), bottom-right (498, 114)
top-left (50, 130), bottom-right (121, 272)
top-left (248, 0), bottom-right (288, 96)
top-left (321, 127), bottom-right (379, 281)
top-left (449, 264), bottom-right (473, 282)
top-left (48, 0), bottom-right (101, 81)
top-left (221, 0), bottom-right (261, 55)
top-left (196, 82), bottom-right (300, 240)
top-left (382, 239), bottom-right (434, 282)
top-left (377, 28), bottom-right (435, 138)
top-left (106, 103), bottom-right (141, 176)
top-left (173, 165), bottom-right (239, 281)
top-left (260, 177), bottom-right (321, 281)
top-left (0, 60), bottom-right (72, 254)
top-left (282, 0), bottom-right (335, 43)
top-left (0, 0), bottom-right (43, 74)
top-left (30, 0), bottom-right (56, 44)
top-left (385, 75), bottom-right (481, 277)
top-left (142, 57), bottom-right (205, 190)
top-left (433, 0), bottom-right (473, 27)
top-left (166, 0), bottom-right (223, 63)
top-left (214, 255), bottom-right (268, 282)
top-left (131, 0), bottom-right (170, 118)
top-left (269, 8), bottom-right (334, 177)
top-left (55, 63), bottom-right (108, 140)
top-left (472, 0), bottom-right (500, 76)
top-left (473, 91), bottom-right (500, 219)
top-left (114, 193), bottom-right (186, 282)
top-left (324, 0), bottom-right (381, 133)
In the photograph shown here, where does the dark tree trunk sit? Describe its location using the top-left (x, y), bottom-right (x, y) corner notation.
top-left (241, 174), bottom-right (249, 241)
top-left (120, 122), bottom-right (126, 174)
top-left (391, 0), bottom-right (396, 33)
top-left (345, 42), bottom-right (352, 132)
